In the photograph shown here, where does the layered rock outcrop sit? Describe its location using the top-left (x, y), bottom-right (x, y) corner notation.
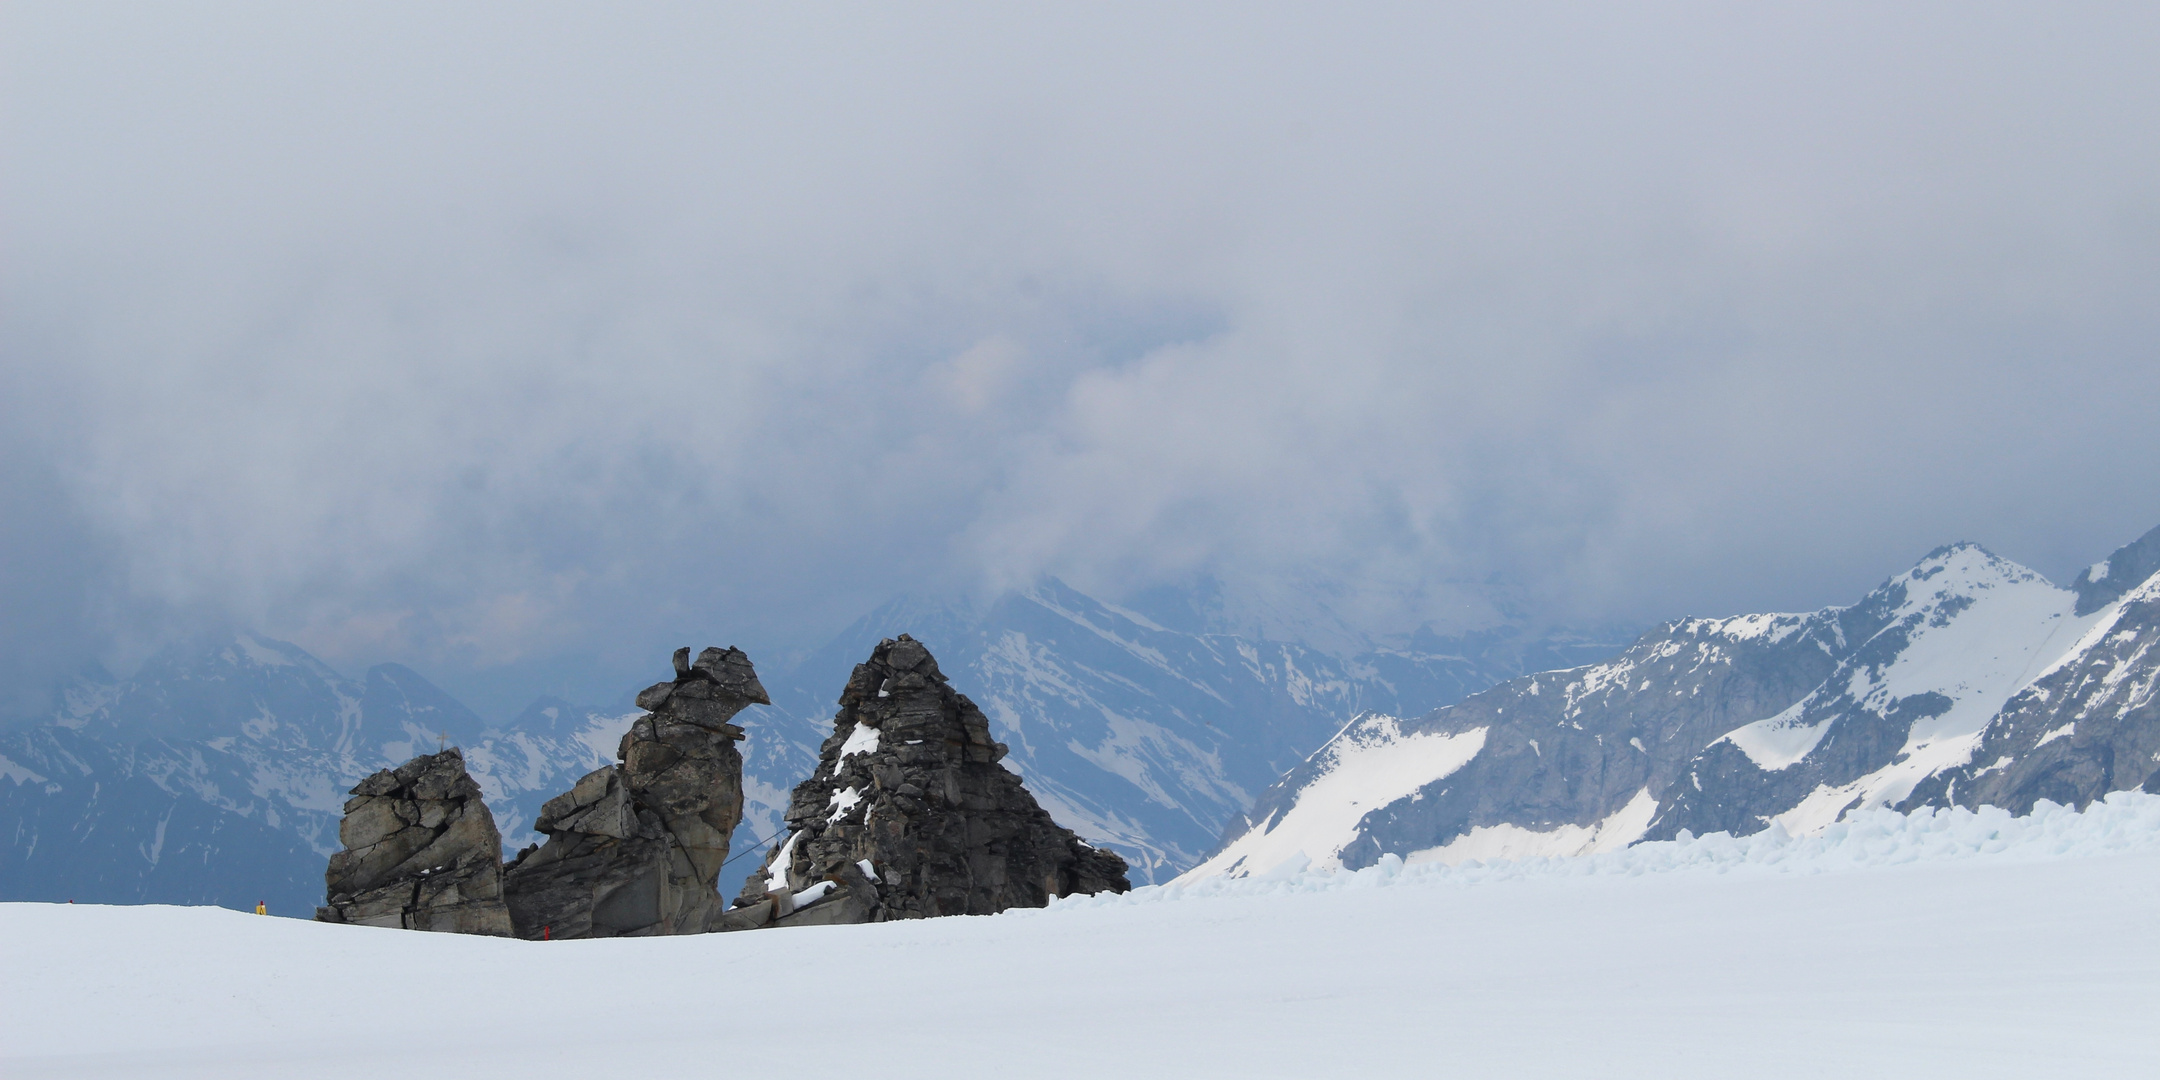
top-left (723, 634), bottom-right (1128, 930)
top-left (500, 646), bottom-right (766, 938)
top-left (316, 748), bottom-right (512, 935)
top-left (320, 638), bottom-right (1122, 937)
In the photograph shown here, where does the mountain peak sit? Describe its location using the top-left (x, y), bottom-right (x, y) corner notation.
top-left (1881, 542), bottom-right (2048, 605)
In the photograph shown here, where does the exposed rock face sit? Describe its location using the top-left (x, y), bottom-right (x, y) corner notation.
top-left (502, 647), bottom-right (766, 938)
top-left (725, 634), bottom-right (1128, 929)
top-left (316, 748), bottom-right (511, 935)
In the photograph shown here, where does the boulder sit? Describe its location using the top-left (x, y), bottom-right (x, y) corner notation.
top-left (729, 634), bottom-right (1128, 927)
top-left (316, 748), bottom-right (512, 935)
top-left (502, 646), bottom-right (767, 938)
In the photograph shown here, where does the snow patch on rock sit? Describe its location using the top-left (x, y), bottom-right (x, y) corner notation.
top-left (837, 724), bottom-right (880, 761)
top-left (1724, 705), bottom-right (1833, 771)
top-left (0, 754), bottom-right (49, 786)
top-left (1405, 788), bottom-right (1658, 866)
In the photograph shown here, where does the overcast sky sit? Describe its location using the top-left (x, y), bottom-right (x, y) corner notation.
top-left (5, 3), bottom-right (2159, 716)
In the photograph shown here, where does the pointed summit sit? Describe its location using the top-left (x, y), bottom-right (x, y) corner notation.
top-left (723, 634), bottom-right (1127, 929)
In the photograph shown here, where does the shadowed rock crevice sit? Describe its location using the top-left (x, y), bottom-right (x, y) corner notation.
top-left (499, 646), bottom-right (768, 938)
top-left (721, 634), bottom-right (1128, 930)
top-left (316, 748), bottom-right (511, 935)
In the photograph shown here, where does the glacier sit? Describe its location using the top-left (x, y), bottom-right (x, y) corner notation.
top-left (4, 792), bottom-right (2155, 1079)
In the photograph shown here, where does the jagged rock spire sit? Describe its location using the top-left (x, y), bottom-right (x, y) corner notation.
top-left (502, 646), bottom-right (768, 938)
top-left (724, 634), bottom-right (1128, 929)
top-left (317, 748), bottom-right (512, 935)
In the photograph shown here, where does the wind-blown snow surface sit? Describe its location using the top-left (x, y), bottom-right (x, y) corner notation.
top-left (5, 796), bottom-right (2157, 1080)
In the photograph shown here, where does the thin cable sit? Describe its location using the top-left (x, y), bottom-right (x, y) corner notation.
top-left (719, 826), bottom-right (789, 870)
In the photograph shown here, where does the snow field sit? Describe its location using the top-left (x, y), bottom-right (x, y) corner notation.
top-left (1139, 790), bottom-right (2160, 903)
top-left (5, 795), bottom-right (2158, 1079)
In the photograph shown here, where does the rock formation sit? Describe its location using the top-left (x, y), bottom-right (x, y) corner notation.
top-left (316, 748), bottom-right (512, 935)
top-left (722, 634), bottom-right (1128, 930)
top-left (501, 646), bottom-right (766, 938)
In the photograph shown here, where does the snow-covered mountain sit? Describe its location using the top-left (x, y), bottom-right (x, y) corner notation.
top-left (1193, 526), bottom-right (2160, 880)
top-left (0, 578), bottom-right (1614, 907)
top-left (1912, 524), bottom-right (2160, 813)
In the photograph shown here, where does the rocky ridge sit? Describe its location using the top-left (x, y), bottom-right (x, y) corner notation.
top-left (721, 635), bottom-right (1129, 930)
top-left (319, 638), bottom-right (1127, 935)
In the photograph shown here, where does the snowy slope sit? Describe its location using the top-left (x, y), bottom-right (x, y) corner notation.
top-left (1198, 534), bottom-right (2160, 879)
top-left (1913, 523), bottom-right (2160, 812)
top-left (1182, 715), bottom-right (1491, 878)
top-left (6, 794), bottom-right (2157, 1080)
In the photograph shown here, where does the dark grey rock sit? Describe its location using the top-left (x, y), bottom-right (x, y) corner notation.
top-left (729, 634), bottom-right (1129, 927)
top-left (502, 646), bottom-right (767, 939)
top-left (316, 748), bottom-right (511, 935)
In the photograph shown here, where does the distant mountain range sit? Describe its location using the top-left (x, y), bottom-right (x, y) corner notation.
top-left (739, 581), bottom-right (1622, 883)
top-left (1192, 524), bottom-right (2160, 880)
top-left (0, 578), bottom-right (1615, 912)
top-left (0, 639), bottom-right (624, 915)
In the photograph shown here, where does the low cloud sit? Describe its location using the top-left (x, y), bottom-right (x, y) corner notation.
top-left (4, 3), bottom-right (2158, 712)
